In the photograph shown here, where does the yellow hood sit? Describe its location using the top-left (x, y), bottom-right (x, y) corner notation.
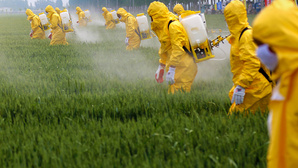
top-left (253, 0), bottom-right (298, 80)
top-left (76, 7), bottom-right (83, 14)
top-left (224, 0), bottom-right (249, 36)
top-left (102, 7), bottom-right (108, 15)
top-left (55, 7), bottom-right (61, 15)
top-left (26, 9), bottom-right (35, 21)
top-left (45, 5), bottom-right (56, 18)
top-left (147, 1), bottom-right (176, 31)
top-left (253, 0), bottom-right (298, 53)
top-left (173, 4), bottom-right (184, 16)
top-left (117, 8), bottom-right (132, 22)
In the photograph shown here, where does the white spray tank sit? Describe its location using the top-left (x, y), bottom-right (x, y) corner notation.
top-left (111, 10), bottom-right (120, 24)
top-left (180, 12), bottom-right (207, 49)
top-left (136, 13), bottom-right (151, 40)
top-left (39, 13), bottom-right (48, 26)
top-left (60, 11), bottom-right (74, 32)
top-left (179, 11), bottom-right (214, 63)
top-left (84, 10), bottom-right (92, 22)
top-left (199, 13), bottom-right (207, 29)
top-left (60, 11), bottom-right (70, 25)
top-left (38, 13), bottom-right (50, 31)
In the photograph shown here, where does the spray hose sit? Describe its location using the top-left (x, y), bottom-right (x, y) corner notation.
top-left (209, 34), bottom-right (231, 61)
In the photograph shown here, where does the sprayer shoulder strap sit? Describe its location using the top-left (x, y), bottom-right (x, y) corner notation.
top-left (239, 27), bottom-right (250, 41)
top-left (258, 67), bottom-right (272, 83)
top-left (167, 20), bottom-right (175, 29)
top-left (168, 20), bottom-right (194, 58)
top-left (238, 27), bottom-right (272, 83)
top-left (38, 24), bottom-right (43, 30)
top-left (135, 27), bottom-right (141, 40)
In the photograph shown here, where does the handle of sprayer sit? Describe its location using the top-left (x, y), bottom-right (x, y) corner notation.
top-left (211, 34), bottom-right (230, 49)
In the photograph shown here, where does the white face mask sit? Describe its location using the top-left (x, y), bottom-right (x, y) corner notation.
top-left (256, 44), bottom-right (278, 71)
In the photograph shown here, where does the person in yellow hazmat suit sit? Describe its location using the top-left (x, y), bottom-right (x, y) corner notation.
top-left (76, 7), bottom-right (87, 27)
top-left (173, 4), bottom-right (184, 17)
top-left (147, 1), bottom-right (198, 93)
top-left (45, 5), bottom-right (68, 45)
top-left (26, 9), bottom-right (46, 39)
top-left (102, 7), bottom-right (116, 29)
top-left (117, 8), bottom-right (141, 50)
top-left (252, 0), bottom-right (298, 167)
top-left (224, 0), bottom-right (272, 113)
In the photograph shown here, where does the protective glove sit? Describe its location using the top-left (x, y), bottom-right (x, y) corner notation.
top-left (256, 44), bottom-right (278, 71)
top-left (125, 37), bottom-right (129, 46)
top-left (231, 85), bottom-right (245, 105)
top-left (166, 67), bottom-right (176, 85)
top-left (29, 30), bottom-right (33, 37)
top-left (155, 64), bottom-right (165, 83)
top-left (48, 33), bottom-right (52, 40)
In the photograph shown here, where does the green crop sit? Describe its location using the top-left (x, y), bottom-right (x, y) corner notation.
top-left (0, 14), bottom-right (268, 168)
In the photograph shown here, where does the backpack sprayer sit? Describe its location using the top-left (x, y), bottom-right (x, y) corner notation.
top-left (111, 10), bottom-right (120, 24)
top-left (38, 13), bottom-right (50, 31)
top-left (179, 11), bottom-right (229, 63)
top-left (135, 13), bottom-right (157, 40)
top-left (84, 10), bottom-right (92, 22)
top-left (60, 10), bottom-right (74, 33)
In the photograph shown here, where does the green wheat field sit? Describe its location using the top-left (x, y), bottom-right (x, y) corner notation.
top-left (0, 14), bottom-right (269, 167)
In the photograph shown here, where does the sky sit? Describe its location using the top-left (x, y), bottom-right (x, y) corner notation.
top-left (27, 0), bottom-right (69, 6)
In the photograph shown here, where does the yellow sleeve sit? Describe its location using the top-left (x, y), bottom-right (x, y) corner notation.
top-left (158, 47), bottom-right (167, 65)
top-left (31, 17), bottom-right (40, 32)
top-left (50, 14), bottom-right (59, 29)
top-left (79, 13), bottom-right (84, 21)
top-left (107, 13), bottom-right (114, 25)
top-left (168, 21), bottom-right (187, 67)
top-left (126, 17), bottom-right (136, 38)
top-left (236, 30), bottom-right (261, 88)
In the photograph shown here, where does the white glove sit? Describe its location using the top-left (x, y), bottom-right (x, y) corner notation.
top-left (256, 44), bottom-right (278, 71)
top-left (155, 64), bottom-right (165, 83)
top-left (231, 85), bottom-right (245, 105)
top-left (125, 37), bottom-right (129, 46)
top-left (166, 67), bottom-right (176, 85)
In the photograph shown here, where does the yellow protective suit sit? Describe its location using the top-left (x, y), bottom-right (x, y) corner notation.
top-left (76, 7), bottom-right (87, 27)
top-left (173, 4), bottom-right (184, 16)
top-left (102, 7), bottom-right (115, 29)
top-left (224, 0), bottom-right (272, 113)
top-left (26, 9), bottom-right (45, 39)
top-left (253, 0), bottom-right (298, 167)
top-left (148, 1), bottom-right (198, 93)
top-left (45, 5), bottom-right (68, 45)
top-left (117, 8), bottom-right (141, 50)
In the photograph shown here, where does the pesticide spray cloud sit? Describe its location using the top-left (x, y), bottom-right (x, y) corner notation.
top-left (67, 6), bottom-right (232, 85)
top-left (195, 39), bottom-right (231, 82)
